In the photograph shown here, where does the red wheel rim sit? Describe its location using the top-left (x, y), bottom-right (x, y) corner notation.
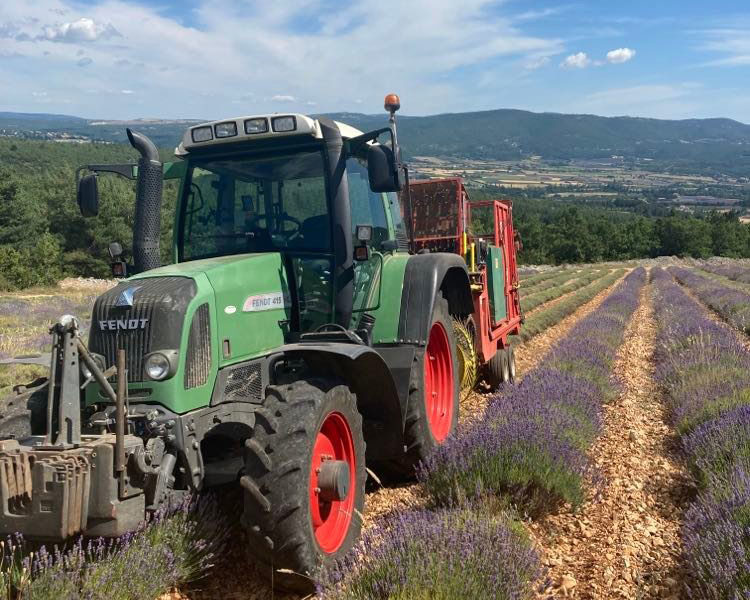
top-left (424, 322), bottom-right (454, 442)
top-left (309, 411), bottom-right (356, 553)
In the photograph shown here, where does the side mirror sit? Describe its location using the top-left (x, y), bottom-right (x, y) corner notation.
top-left (367, 145), bottom-right (404, 192)
top-left (77, 173), bottom-right (99, 217)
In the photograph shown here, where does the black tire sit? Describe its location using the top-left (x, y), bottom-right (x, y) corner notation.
top-left (487, 348), bottom-right (510, 390)
top-left (507, 345), bottom-right (517, 384)
top-left (0, 378), bottom-right (48, 439)
top-left (379, 291), bottom-right (459, 480)
top-left (241, 378), bottom-right (366, 592)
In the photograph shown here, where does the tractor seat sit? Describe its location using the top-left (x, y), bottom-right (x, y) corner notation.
top-left (297, 215), bottom-right (330, 249)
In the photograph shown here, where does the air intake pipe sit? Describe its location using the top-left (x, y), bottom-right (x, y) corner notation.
top-left (127, 128), bottom-right (162, 273)
top-left (318, 118), bottom-right (354, 327)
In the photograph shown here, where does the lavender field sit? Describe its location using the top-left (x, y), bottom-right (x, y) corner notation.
top-left (2, 261), bottom-right (750, 599)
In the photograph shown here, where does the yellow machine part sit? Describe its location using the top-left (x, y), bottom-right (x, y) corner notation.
top-left (452, 318), bottom-right (477, 398)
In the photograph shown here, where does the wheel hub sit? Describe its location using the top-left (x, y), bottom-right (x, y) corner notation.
top-left (317, 459), bottom-right (350, 502)
top-left (309, 411), bottom-right (356, 553)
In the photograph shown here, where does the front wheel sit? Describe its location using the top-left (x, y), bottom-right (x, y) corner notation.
top-left (241, 378), bottom-right (366, 592)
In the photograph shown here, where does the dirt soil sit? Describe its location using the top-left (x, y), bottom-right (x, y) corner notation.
top-left (529, 277), bottom-right (691, 599)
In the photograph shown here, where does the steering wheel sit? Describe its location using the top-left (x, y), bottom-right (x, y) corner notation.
top-left (251, 214), bottom-right (301, 240)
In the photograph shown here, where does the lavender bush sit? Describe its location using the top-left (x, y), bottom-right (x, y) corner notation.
top-left (652, 267), bottom-right (750, 434)
top-left (683, 466), bottom-right (750, 599)
top-left (1, 495), bottom-right (225, 600)
top-left (318, 507), bottom-right (540, 600)
top-left (670, 266), bottom-right (750, 334)
top-left (699, 261), bottom-right (750, 285)
top-left (420, 268), bottom-right (645, 515)
top-left (652, 267), bottom-right (750, 598)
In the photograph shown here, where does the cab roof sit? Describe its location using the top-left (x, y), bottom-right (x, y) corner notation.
top-left (175, 114), bottom-right (364, 156)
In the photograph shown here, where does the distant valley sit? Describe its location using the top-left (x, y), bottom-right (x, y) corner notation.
top-left (2, 108), bottom-right (750, 177)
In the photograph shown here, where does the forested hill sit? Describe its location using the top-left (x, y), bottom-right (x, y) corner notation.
top-left (3, 109), bottom-right (750, 175)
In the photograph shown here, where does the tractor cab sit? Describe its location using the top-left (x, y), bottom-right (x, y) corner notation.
top-left (171, 112), bottom-right (408, 336)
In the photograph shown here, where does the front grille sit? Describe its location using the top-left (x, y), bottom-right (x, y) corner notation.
top-left (89, 277), bottom-right (196, 382)
top-left (185, 303), bottom-right (211, 389)
top-left (223, 362), bottom-right (262, 403)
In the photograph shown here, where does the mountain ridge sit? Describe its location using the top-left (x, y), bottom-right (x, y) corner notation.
top-left (2, 108), bottom-right (750, 175)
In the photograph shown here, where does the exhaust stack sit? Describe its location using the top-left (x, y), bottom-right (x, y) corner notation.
top-left (127, 128), bottom-right (162, 273)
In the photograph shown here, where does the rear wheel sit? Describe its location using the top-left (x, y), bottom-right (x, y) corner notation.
top-left (487, 348), bottom-right (510, 390)
top-left (507, 345), bottom-right (517, 383)
top-left (379, 291), bottom-right (459, 479)
top-left (241, 378), bottom-right (365, 592)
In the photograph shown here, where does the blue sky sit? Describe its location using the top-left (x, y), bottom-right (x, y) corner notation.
top-left (1, 0), bottom-right (749, 122)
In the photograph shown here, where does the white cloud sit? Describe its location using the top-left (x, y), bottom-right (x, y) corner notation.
top-left (0, 0), bottom-right (563, 118)
top-left (121, 89), bottom-right (134, 94)
top-left (561, 52), bottom-right (590, 69)
top-left (31, 91), bottom-right (47, 97)
top-left (606, 47), bottom-right (636, 64)
top-left (271, 95), bottom-right (296, 103)
top-left (523, 55), bottom-right (550, 70)
top-left (40, 17), bottom-right (120, 42)
top-left (698, 24), bottom-right (750, 67)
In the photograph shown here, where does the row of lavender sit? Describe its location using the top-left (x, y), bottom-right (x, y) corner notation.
top-left (698, 261), bottom-right (750, 285)
top-left (319, 268), bottom-right (646, 599)
top-left (670, 266), bottom-right (750, 334)
top-left (0, 497), bottom-right (224, 599)
top-left (652, 268), bottom-right (750, 598)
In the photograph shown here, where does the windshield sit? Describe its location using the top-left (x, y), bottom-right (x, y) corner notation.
top-left (180, 149), bottom-right (330, 260)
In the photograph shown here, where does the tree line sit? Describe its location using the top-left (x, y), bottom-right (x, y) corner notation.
top-left (0, 137), bottom-right (749, 290)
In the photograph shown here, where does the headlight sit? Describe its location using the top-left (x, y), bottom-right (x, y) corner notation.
top-left (244, 118), bottom-right (269, 134)
top-left (272, 116), bottom-right (296, 132)
top-left (144, 351), bottom-right (178, 381)
top-left (214, 121), bottom-right (237, 138)
top-left (191, 126), bottom-right (213, 143)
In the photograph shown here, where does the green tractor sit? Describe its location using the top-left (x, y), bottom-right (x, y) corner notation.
top-left (0, 95), bottom-right (486, 589)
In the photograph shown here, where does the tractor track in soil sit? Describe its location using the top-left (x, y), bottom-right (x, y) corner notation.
top-left (528, 276), bottom-right (690, 599)
top-left (172, 271), bottom-right (632, 600)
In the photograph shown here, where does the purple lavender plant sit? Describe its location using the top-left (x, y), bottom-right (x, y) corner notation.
top-left (319, 507), bottom-right (540, 600)
top-left (670, 266), bottom-right (750, 334)
top-left (419, 268), bottom-right (646, 515)
top-left (683, 466), bottom-right (750, 599)
top-left (3, 494), bottom-right (225, 600)
top-left (683, 405), bottom-right (750, 489)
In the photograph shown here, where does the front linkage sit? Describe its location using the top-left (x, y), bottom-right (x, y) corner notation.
top-left (0, 317), bottom-right (176, 539)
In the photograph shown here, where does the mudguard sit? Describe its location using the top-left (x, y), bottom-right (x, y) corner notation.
top-left (278, 343), bottom-right (406, 460)
top-left (397, 253), bottom-right (473, 346)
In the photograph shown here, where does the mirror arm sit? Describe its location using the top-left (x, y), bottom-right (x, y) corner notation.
top-left (75, 163), bottom-right (137, 187)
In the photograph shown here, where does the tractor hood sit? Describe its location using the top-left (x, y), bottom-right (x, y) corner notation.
top-left (88, 253), bottom-right (291, 415)
top-left (131, 252), bottom-right (291, 366)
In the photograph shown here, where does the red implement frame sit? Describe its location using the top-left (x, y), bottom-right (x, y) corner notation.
top-left (405, 178), bottom-right (521, 363)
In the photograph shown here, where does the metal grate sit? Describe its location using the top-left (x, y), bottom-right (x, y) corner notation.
top-left (184, 303), bottom-right (211, 389)
top-left (89, 277), bottom-right (196, 382)
top-left (223, 362), bottom-right (262, 403)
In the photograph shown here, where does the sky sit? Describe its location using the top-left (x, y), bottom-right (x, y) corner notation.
top-left (1, 0), bottom-right (749, 122)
